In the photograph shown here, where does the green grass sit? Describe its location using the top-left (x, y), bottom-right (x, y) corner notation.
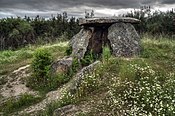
top-left (141, 37), bottom-right (175, 72)
top-left (38, 37), bottom-right (175, 115)
top-left (0, 42), bottom-right (68, 76)
top-left (1, 36), bottom-right (175, 115)
top-left (0, 41), bottom-right (69, 115)
top-left (37, 91), bottom-right (74, 116)
top-left (0, 94), bottom-right (43, 115)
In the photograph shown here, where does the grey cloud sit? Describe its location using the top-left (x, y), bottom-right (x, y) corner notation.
top-left (161, 0), bottom-right (175, 4)
top-left (0, 0), bottom-right (174, 18)
top-left (0, 0), bottom-right (152, 10)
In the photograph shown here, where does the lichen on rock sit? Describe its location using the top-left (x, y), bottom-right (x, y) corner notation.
top-left (70, 17), bottom-right (141, 59)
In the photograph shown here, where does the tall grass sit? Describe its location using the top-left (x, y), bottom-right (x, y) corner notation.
top-left (38, 37), bottom-right (175, 115)
top-left (0, 41), bottom-right (68, 76)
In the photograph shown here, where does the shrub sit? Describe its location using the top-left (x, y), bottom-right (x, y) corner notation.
top-left (27, 48), bottom-right (53, 91)
top-left (75, 73), bottom-right (100, 98)
top-left (72, 58), bottom-right (81, 73)
top-left (28, 48), bottom-right (74, 92)
top-left (31, 48), bottom-right (53, 83)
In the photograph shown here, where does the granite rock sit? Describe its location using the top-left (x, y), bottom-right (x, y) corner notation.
top-left (108, 23), bottom-right (141, 57)
top-left (70, 28), bottom-right (92, 59)
top-left (51, 57), bottom-right (73, 75)
top-left (79, 17), bottom-right (140, 26)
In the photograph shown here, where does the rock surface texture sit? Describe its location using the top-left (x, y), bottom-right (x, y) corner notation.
top-left (108, 23), bottom-right (140, 57)
top-left (71, 17), bottom-right (141, 58)
top-left (79, 17), bottom-right (140, 26)
top-left (70, 29), bottom-right (92, 59)
top-left (51, 57), bottom-right (73, 75)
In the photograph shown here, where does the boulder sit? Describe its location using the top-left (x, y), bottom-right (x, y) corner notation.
top-left (108, 23), bottom-right (141, 57)
top-left (51, 57), bottom-right (73, 75)
top-left (68, 61), bottom-right (101, 94)
top-left (70, 17), bottom-right (141, 58)
top-left (70, 29), bottom-right (92, 59)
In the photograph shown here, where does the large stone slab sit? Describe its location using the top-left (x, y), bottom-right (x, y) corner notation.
top-left (108, 23), bottom-right (141, 57)
top-left (70, 28), bottom-right (92, 59)
top-left (70, 17), bottom-right (141, 58)
top-left (79, 17), bottom-right (140, 26)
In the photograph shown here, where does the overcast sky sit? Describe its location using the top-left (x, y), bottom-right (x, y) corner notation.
top-left (0, 0), bottom-right (175, 18)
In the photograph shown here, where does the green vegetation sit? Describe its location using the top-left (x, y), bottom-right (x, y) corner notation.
top-left (102, 46), bottom-right (111, 62)
top-left (26, 46), bottom-right (74, 93)
top-left (0, 94), bottom-right (42, 115)
top-left (124, 7), bottom-right (175, 36)
top-left (0, 8), bottom-right (174, 51)
top-left (0, 6), bottom-right (174, 116)
top-left (80, 51), bottom-right (97, 67)
top-left (0, 13), bottom-right (80, 50)
top-left (0, 42), bottom-right (68, 76)
top-left (27, 48), bottom-right (54, 92)
top-left (38, 37), bottom-right (175, 115)
top-left (38, 92), bottom-right (75, 116)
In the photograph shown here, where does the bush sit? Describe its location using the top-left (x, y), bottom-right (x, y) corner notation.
top-left (31, 48), bottom-right (53, 82)
top-left (27, 48), bottom-right (53, 91)
top-left (75, 73), bottom-right (100, 99)
top-left (28, 48), bottom-right (74, 92)
top-left (65, 45), bottom-right (72, 56)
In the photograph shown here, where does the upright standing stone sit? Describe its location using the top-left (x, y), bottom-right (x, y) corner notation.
top-left (70, 17), bottom-right (141, 58)
top-left (70, 28), bottom-right (92, 59)
top-left (108, 23), bottom-right (141, 57)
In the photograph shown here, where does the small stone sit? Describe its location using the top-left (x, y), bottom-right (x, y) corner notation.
top-left (51, 57), bottom-right (73, 75)
top-left (53, 105), bottom-right (79, 116)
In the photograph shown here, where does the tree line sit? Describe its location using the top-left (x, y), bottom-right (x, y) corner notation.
top-left (0, 12), bottom-right (80, 50)
top-left (123, 6), bottom-right (175, 36)
top-left (0, 8), bottom-right (175, 50)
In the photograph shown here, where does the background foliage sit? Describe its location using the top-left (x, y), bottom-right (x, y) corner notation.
top-left (0, 13), bottom-right (80, 50)
top-left (123, 6), bottom-right (175, 36)
top-left (0, 7), bottom-right (174, 50)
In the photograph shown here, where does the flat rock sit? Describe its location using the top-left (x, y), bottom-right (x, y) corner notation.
top-left (79, 17), bottom-right (140, 26)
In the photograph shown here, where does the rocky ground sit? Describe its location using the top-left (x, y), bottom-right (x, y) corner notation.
top-left (0, 65), bottom-right (38, 102)
top-left (0, 64), bottom-right (70, 115)
top-left (0, 61), bottom-right (100, 115)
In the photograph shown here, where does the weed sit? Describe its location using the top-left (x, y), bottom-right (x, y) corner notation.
top-left (102, 46), bottom-right (111, 62)
top-left (0, 94), bottom-right (42, 114)
top-left (80, 51), bottom-right (97, 67)
top-left (38, 90), bottom-right (75, 116)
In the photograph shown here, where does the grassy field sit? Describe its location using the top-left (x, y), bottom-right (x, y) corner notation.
top-left (0, 36), bottom-right (175, 115)
top-left (39, 37), bottom-right (175, 115)
top-left (0, 42), bottom-right (68, 76)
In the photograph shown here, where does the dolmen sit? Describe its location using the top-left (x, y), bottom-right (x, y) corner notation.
top-left (70, 17), bottom-right (141, 59)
